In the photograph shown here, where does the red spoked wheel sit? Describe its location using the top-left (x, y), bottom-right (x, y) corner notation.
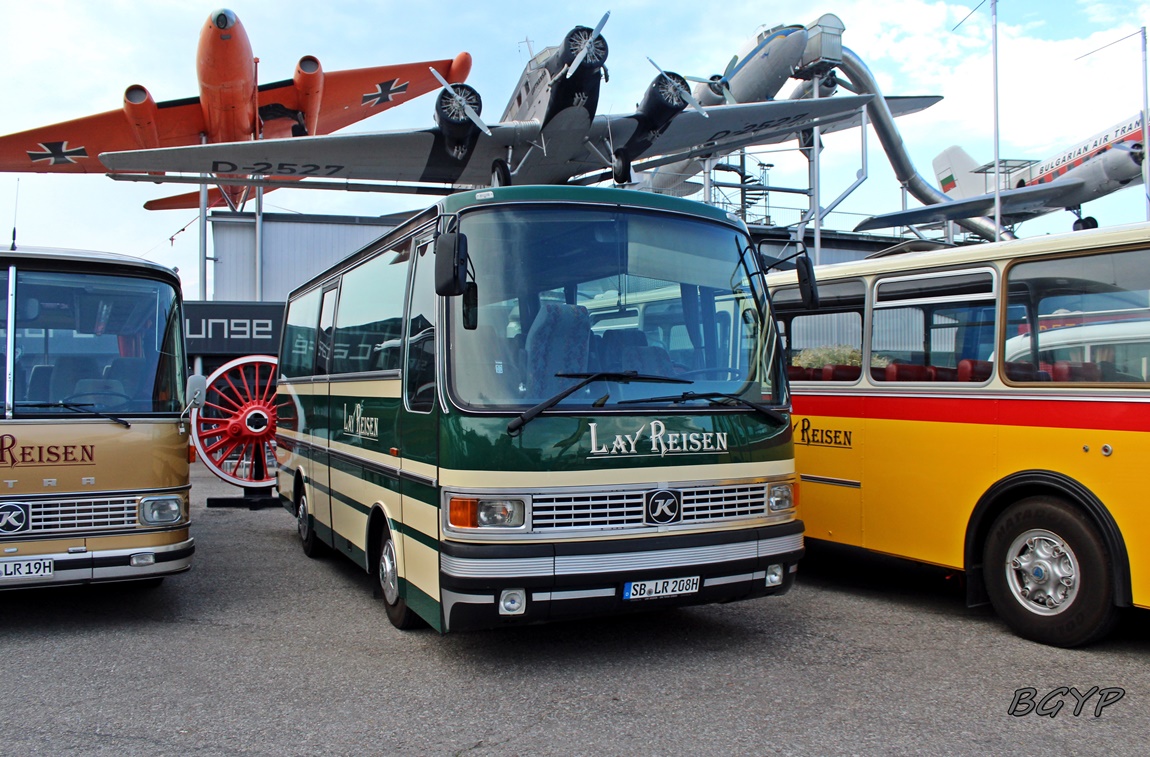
top-left (192, 355), bottom-right (279, 488)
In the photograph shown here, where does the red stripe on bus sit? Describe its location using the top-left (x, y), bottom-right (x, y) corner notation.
top-left (791, 392), bottom-right (1150, 432)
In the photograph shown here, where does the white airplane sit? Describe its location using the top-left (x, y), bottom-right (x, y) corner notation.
top-left (99, 15), bottom-right (887, 195)
top-left (855, 113), bottom-right (1146, 233)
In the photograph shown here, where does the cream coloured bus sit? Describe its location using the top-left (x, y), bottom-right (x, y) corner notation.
top-left (0, 247), bottom-right (203, 588)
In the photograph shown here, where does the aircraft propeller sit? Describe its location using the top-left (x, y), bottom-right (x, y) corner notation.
top-left (430, 66), bottom-right (491, 136)
top-left (567, 11), bottom-right (610, 77)
top-left (647, 57), bottom-right (707, 117)
top-left (685, 55), bottom-right (739, 104)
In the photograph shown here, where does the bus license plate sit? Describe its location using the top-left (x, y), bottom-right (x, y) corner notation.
top-left (0, 558), bottom-right (54, 580)
top-left (624, 575), bottom-right (699, 600)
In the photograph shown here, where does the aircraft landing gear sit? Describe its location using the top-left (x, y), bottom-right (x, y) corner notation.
top-left (612, 148), bottom-right (631, 185)
top-left (491, 159), bottom-right (512, 187)
top-left (1072, 216), bottom-right (1098, 231)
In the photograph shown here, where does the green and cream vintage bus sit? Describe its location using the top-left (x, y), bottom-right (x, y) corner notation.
top-left (275, 185), bottom-right (803, 631)
top-left (0, 247), bottom-right (203, 589)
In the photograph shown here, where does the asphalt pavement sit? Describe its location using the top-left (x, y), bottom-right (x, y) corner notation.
top-left (2, 462), bottom-right (1148, 756)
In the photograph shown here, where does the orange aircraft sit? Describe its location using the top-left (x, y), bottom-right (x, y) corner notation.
top-left (0, 8), bottom-right (471, 210)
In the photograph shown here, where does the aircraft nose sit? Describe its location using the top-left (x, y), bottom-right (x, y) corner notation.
top-left (210, 8), bottom-right (237, 30)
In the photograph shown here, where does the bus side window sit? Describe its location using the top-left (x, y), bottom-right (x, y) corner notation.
top-left (871, 270), bottom-right (996, 382)
top-left (331, 250), bottom-right (408, 375)
top-left (788, 311), bottom-right (863, 381)
top-left (315, 287), bottom-right (339, 377)
top-left (280, 288), bottom-right (322, 379)
top-left (1007, 247), bottom-right (1150, 385)
top-left (773, 279), bottom-right (866, 381)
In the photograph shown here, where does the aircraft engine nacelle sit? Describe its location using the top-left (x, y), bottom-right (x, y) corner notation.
top-left (638, 72), bottom-right (690, 131)
top-left (292, 56), bottom-right (325, 137)
top-left (558, 25), bottom-right (609, 71)
top-left (1081, 143), bottom-right (1145, 186)
top-left (122, 85), bottom-right (161, 150)
top-left (434, 83), bottom-right (484, 156)
top-left (1050, 143), bottom-right (1145, 200)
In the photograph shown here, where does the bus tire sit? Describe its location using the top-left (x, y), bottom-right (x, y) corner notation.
top-left (984, 496), bottom-right (1117, 647)
top-left (372, 525), bottom-right (422, 630)
top-left (296, 491), bottom-right (326, 559)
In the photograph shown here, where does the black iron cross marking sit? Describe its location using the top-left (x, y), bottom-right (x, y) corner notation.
top-left (362, 79), bottom-right (409, 107)
top-left (28, 141), bottom-right (88, 165)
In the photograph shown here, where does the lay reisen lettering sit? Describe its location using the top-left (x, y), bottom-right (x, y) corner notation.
top-left (0, 434), bottom-right (95, 467)
top-left (797, 418), bottom-right (852, 448)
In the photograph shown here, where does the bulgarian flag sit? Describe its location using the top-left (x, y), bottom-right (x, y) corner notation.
top-left (940, 173), bottom-right (957, 193)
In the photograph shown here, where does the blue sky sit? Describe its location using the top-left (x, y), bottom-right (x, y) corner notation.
top-left (0, 0), bottom-right (1147, 298)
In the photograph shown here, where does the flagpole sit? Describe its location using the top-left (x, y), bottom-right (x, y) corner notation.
top-left (992, 0), bottom-right (1001, 241)
top-left (1142, 26), bottom-right (1149, 221)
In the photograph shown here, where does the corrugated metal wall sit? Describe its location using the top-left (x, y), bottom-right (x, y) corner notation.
top-left (209, 212), bottom-right (402, 302)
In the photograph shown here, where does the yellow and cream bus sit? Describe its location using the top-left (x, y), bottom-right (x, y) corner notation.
top-left (0, 247), bottom-right (202, 589)
top-left (768, 222), bottom-right (1150, 646)
top-left (275, 185), bottom-right (804, 632)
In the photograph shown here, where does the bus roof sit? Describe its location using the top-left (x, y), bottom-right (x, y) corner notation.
top-left (768, 221), bottom-right (1150, 287)
top-left (440, 185), bottom-right (747, 228)
top-left (289, 185), bottom-right (750, 299)
top-left (0, 245), bottom-right (182, 286)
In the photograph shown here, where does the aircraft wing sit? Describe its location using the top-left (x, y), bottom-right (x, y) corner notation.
top-left (597, 95), bottom-right (876, 162)
top-left (567, 94), bottom-right (875, 185)
top-left (820, 95), bottom-right (941, 136)
top-left (0, 100), bottom-right (207, 174)
top-left (101, 121), bottom-right (543, 187)
top-left (853, 179), bottom-right (1086, 231)
top-left (0, 56), bottom-right (469, 175)
top-left (256, 57), bottom-right (467, 139)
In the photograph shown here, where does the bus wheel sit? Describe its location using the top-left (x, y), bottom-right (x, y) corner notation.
top-left (296, 491), bottom-right (326, 559)
top-left (984, 497), bottom-right (1117, 647)
top-left (373, 526), bottom-right (422, 630)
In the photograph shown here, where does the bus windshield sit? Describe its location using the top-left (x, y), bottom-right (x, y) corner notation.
top-left (9, 270), bottom-right (187, 416)
top-left (447, 205), bottom-right (776, 411)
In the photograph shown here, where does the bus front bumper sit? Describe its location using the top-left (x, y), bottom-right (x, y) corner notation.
top-left (439, 521), bottom-right (803, 632)
top-left (0, 537), bottom-right (195, 590)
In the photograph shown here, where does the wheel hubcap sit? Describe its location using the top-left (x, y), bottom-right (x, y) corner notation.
top-left (297, 496), bottom-right (309, 541)
top-left (379, 538), bottom-right (400, 605)
top-left (1005, 528), bottom-right (1078, 615)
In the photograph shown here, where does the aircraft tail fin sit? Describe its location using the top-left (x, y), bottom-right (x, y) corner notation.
top-left (932, 146), bottom-right (983, 200)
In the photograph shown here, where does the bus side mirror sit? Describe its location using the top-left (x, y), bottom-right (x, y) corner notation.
top-left (435, 231), bottom-right (469, 296)
top-left (185, 374), bottom-right (207, 410)
top-left (796, 256), bottom-right (819, 310)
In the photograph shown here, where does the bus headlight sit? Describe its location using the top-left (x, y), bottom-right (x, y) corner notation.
top-left (448, 497), bottom-right (526, 529)
top-left (140, 496), bottom-right (184, 525)
top-left (767, 483), bottom-right (794, 512)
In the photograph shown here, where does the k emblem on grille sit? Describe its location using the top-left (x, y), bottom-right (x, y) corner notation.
top-left (0, 503), bottom-right (31, 534)
top-left (645, 489), bottom-right (682, 525)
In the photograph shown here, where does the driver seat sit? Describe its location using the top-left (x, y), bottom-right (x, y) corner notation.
top-left (525, 303), bottom-right (591, 397)
top-left (48, 356), bottom-right (101, 401)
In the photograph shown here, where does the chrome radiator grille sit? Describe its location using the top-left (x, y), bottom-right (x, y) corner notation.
top-left (27, 498), bottom-right (138, 534)
top-left (531, 482), bottom-right (770, 531)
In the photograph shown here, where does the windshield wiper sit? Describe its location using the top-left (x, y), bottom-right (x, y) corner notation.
top-left (18, 401), bottom-right (131, 428)
top-left (619, 391), bottom-right (787, 425)
top-left (507, 371), bottom-right (691, 435)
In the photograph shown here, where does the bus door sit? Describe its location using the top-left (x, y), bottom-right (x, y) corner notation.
top-left (396, 238), bottom-right (441, 612)
top-left (782, 281), bottom-right (866, 547)
top-left (862, 270), bottom-right (998, 565)
top-left (310, 285), bottom-right (339, 548)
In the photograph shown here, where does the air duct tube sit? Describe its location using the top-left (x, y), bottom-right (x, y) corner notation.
top-left (838, 47), bottom-right (1012, 241)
